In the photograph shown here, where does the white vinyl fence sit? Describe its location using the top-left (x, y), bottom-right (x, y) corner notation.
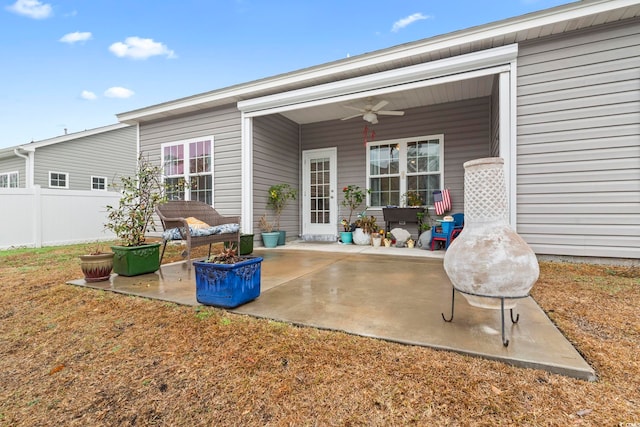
top-left (0, 186), bottom-right (121, 250)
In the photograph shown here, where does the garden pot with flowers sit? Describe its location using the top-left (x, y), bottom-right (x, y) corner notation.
top-left (193, 247), bottom-right (263, 308)
top-left (267, 183), bottom-right (297, 246)
top-left (340, 185), bottom-right (369, 244)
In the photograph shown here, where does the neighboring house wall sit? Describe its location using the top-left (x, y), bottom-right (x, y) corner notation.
top-left (32, 125), bottom-right (136, 191)
top-left (253, 115), bottom-right (300, 235)
top-left (516, 19), bottom-right (640, 259)
top-left (139, 105), bottom-right (243, 216)
top-left (301, 97), bottom-right (492, 229)
top-left (0, 156), bottom-right (25, 187)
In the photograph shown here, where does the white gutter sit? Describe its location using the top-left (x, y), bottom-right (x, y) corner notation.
top-left (13, 146), bottom-right (35, 188)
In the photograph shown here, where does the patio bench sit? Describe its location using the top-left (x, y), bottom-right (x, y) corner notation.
top-left (156, 200), bottom-right (240, 265)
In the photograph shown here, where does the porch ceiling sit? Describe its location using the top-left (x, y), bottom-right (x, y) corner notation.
top-left (278, 76), bottom-right (495, 125)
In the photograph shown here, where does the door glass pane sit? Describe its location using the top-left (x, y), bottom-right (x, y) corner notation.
top-left (309, 157), bottom-right (330, 224)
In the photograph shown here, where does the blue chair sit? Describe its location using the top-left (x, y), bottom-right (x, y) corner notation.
top-left (452, 213), bottom-right (464, 231)
top-left (430, 213), bottom-right (464, 250)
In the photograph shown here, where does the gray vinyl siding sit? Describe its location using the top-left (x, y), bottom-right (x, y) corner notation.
top-left (301, 97), bottom-right (491, 233)
top-left (517, 18), bottom-right (640, 259)
top-left (32, 126), bottom-right (136, 191)
top-left (0, 156), bottom-right (26, 187)
top-left (490, 74), bottom-right (500, 157)
top-left (253, 114), bottom-right (300, 238)
top-left (138, 105), bottom-right (243, 217)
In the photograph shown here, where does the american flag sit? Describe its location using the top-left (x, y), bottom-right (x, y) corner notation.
top-left (433, 189), bottom-right (451, 215)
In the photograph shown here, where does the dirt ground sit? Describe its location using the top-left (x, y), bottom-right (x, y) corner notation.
top-left (0, 242), bottom-right (638, 426)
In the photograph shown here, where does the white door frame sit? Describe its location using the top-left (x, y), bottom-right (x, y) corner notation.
top-left (302, 147), bottom-right (337, 239)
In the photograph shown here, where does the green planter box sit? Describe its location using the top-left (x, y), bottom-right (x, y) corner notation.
top-left (111, 243), bottom-right (161, 277)
top-left (224, 234), bottom-right (254, 255)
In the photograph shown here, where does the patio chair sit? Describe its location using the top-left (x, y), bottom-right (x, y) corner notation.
top-left (430, 213), bottom-right (463, 250)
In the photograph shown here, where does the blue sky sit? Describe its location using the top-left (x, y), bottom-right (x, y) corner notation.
top-left (0, 0), bottom-right (575, 149)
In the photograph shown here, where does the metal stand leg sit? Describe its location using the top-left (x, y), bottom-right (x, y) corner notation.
top-left (501, 298), bottom-right (509, 347)
top-left (442, 287), bottom-right (455, 322)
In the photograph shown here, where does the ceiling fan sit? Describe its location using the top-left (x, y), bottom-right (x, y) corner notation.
top-left (340, 99), bottom-right (405, 124)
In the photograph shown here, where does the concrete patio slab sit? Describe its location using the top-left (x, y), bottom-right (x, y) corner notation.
top-left (68, 242), bottom-right (596, 381)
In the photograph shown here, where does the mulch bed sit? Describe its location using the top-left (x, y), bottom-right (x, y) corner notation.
top-left (0, 242), bottom-right (638, 426)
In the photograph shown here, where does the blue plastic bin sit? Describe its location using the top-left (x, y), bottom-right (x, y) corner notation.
top-left (193, 256), bottom-right (262, 308)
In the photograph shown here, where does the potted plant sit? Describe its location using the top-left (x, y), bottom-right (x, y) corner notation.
top-left (193, 247), bottom-right (263, 308)
top-left (105, 154), bottom-right (166, 276)
top-left (340, 185), bottom-right (369, 243)
top-left (353, 210), bottom-right (378, 245)
top-left (79, 244), bottom-right (114, 282)
top-left (259, 213), bottom-right (280, 248)
top-left (403, 190), bottom-right (424, 207)
top-left (267, 183), bottom-right (297, 246)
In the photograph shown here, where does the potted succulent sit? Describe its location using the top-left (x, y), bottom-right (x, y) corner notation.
top-left (340, 185), bottom-right (369, 243)
top-left (105, 154), bottom-right (166, 276)
top-left (267, 183), bottom-right (297, 245)
top-left (258, 213), bottom-right (280, 248)
top-left (193, 247), bottom-right (263, 308)
top-left (79, 244), bottom-right (114, 282)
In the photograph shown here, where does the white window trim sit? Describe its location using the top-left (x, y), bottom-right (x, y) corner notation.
top-left (49, 171), bottom-right (69, 189)
top-left (91, 176), bottom-right (107, 191)
top-left (366, 134), bottom-right (444, 210)
top-left (161, 136), bottom-right (214, 203)
top-left (0, 171), bottom-right (19, 188)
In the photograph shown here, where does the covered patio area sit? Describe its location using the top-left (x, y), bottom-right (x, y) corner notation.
top-left (68, 242), bottom-right (596, 381)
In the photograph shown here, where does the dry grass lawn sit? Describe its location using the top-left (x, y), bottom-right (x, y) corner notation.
top-left (0, 242), bottom-right (638, 426)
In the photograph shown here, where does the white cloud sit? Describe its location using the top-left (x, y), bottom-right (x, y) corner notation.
top-left (6, 0), bottom-right (52, 19)
top-left (81, 90), bottom-right (97, 100)
top-left (104, 87), bottom-right (134, 99)
top-left (109, 37), bottom-right (176, 60)
top-left (60, 31), bottom-right (92, 44)
top-left (391, 12), bottom-right (431, 32)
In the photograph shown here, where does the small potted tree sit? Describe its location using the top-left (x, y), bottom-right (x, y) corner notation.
top-left (193, 247), bottom-right (263, 308)
top-left (105, 154), bottom-right (166, 276)
top-left (340, 185), bottom-right (368, 244)
top-left (267, 183), bottom-right (297, 246)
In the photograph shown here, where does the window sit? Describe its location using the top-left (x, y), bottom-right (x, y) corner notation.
top-left (367, 135), bottom-right (443, 207)
top-left (162, 137), bottom-right (213, 204)
top-left (49, 172), bottom-right (68, 188)
top-left (0, 171), bottom-right (19, 188)
top-left (91, 176), bottom-right (107, 191)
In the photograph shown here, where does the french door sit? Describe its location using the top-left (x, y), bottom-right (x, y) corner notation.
top-left (302, 148), bottom-right (337, 238)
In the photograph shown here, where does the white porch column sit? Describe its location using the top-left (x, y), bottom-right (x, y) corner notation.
top-left (241, 113), bottom-right (254, 234)
top-left (499, 65), bottom-right (517, 227)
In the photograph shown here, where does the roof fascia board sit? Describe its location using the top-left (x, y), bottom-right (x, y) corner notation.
top-left (243, 64), bottom-right (510, 119)
top-left (238, 45), bottom-right (517, 114)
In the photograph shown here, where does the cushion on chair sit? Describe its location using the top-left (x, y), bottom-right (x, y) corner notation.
top-left (162, 223), bottom-right (240, 241)
top-left (185, 217), bottom-right (210, 229)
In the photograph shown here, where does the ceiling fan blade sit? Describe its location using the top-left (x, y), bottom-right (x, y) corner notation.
top-left (377, 110), bottom-right (405, 116)
top-left (371, 100), bottom-right (389, 112)
top-left (343, 105), bottom-right (366, 112)
top-left (341, 114), bottom-right (363, 121)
